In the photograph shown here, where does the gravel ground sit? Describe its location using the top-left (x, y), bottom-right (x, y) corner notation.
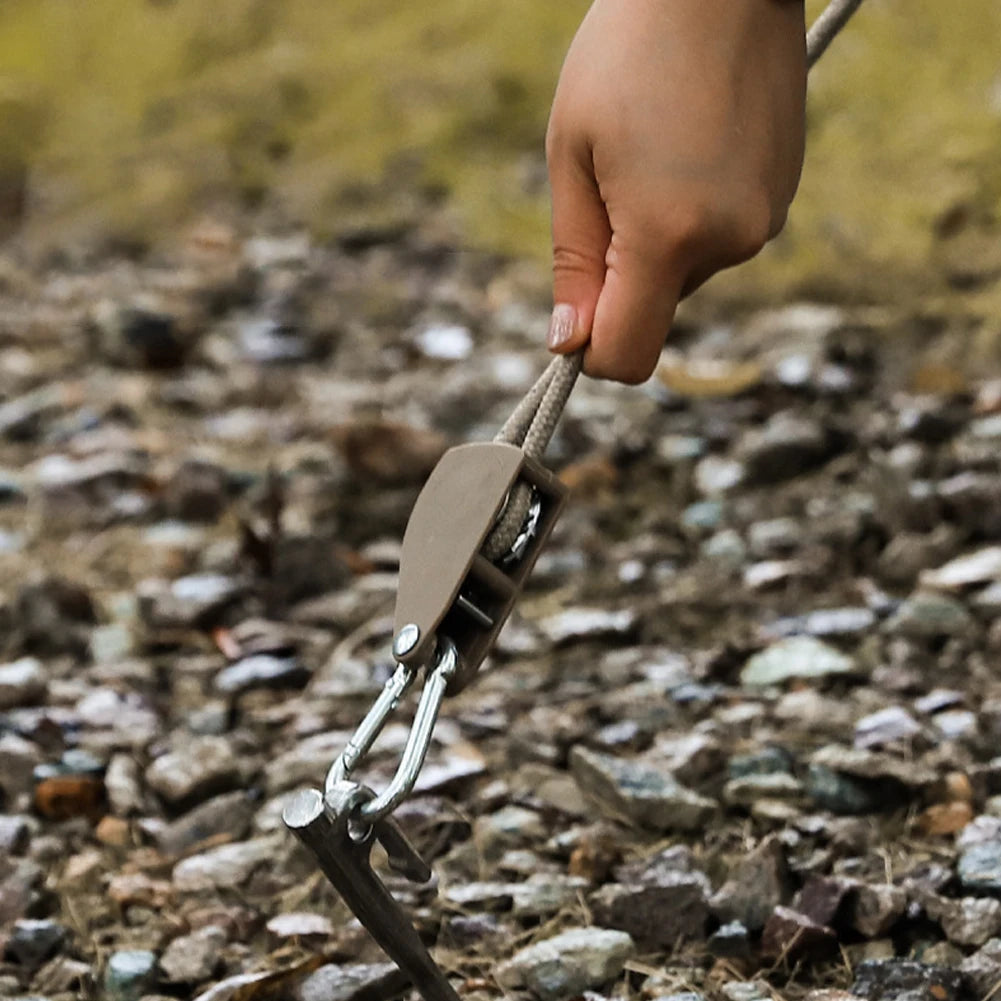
top-left (2, 223), bottom-right (1001, 1001)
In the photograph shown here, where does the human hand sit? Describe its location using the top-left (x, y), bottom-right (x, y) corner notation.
top-left (545, 0), bottom-right (807, 383)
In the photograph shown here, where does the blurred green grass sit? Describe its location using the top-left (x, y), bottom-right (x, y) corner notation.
top-left (2, 0), bottom-right (1000, 305)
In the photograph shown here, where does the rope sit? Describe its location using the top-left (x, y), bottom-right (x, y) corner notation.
top-left (806, 0), bottom-right (866, 67)
top-left (482, 0), bottom-right (866, 562)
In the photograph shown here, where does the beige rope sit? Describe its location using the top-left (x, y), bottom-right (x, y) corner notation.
top-left (482, 0), bottom-right (866, 562)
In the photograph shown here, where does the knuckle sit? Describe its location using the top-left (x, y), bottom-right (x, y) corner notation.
top-left (552, 242), bottom-right (603, 279)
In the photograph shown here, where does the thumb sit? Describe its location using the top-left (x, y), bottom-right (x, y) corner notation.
top-left (587, 234), bottom-right (683, 384)
top-left (546, 143), bottom-right (611, 356)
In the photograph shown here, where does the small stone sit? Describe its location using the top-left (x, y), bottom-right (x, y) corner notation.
top-left (710, 835), bottom-right (791, 933)
top-left (4, 918), bottom-right (66, 967)
top-left (851, 960), bottom-right (963, 1001)
top-left (214, 654), bottom-right (309, 694)
top-left (918, 801), bottom-right (974, 836)
top-left (741, 636), bottom-right (855, 687)
top-left (724, 773), bottom-right (805, 807)
top-left (172, 835), bottom-right (282, 891)
top-left (590, 871), bottom-right (709, 949)
top-left (682, 499), bottom-right (726, 532)
top-left (959, 840), bottom-right (1001, 893)
top-left (472, 805), bottom-right (546, 860)
top-left (0, 814), bottom-right (30, 854)
top-left (0, 657), bottom-right (46, 710)
top-left (156, 791), bottom-right (257, 856)
top-left (926, 896), bottom-right (1001, 947)
top-left (854, 707), bottom-right (922, 748)
top-left (884, 591), bottom-right (974, 640)
top-left (721, 981), bottom-right (771, 1001)
top-left (495, 927), bottom-right (635, 1001)
top-left (158, 925), bottom-right (226, 984)
top-left (95, 815), bottom-right (130, 846)
top-left (570, 746), bottom-right (716, 832)
top-left (707, 921), bottom-right (752, 960)
top-left (104, 754), bottom-right (144, 816)
top-left (145, 736), bottom-right (240, 807)
top-left (104, 949), bottom-right (159, 1001)
top-left (138, 573), bottom-right (246, 629)
top-left (748, 517), bottom-right (803, 557)
top-left (266, 912), bottom-right (335, 943)
top-left (920, 547), bottom-right (1001, 590)
top-left (793, 875), bottom-right (853, 927)
top-left (849, 884), bottom-right (908, 937)
top-left (414, 322), bottom-right (473, 360)
top-left (537, 607), bottom-right (638, 645)
top-left (761, 906), bottom-right (838, 962)
top-left (959, 939), bottom-right (1001, 997)
top-left (294, 962), bottom-right (410, 1001)
top-left (162, 459), bottom-right (230, 523)
top-left (736, 412), bottom-right (832, 483)
top-left (694, 455), bottom-right (745, 496)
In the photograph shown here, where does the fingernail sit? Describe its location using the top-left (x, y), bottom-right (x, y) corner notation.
top-left (547, 303), bottom-right (577, 350)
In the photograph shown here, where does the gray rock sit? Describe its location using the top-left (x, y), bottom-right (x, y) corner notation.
top-left (709, 835), bottom-right (790, 933)
top-left (854, 707), bottom-right (922, 748)
top-left (590, 872), bottom-right (709, 949)
top-left (570, 746), bottom-right (716, 832)
top-left (172, 835), bottom-right (282, 891)
top-left (724, 772), bottom-right (805, 807)
top-left (0, 814), bottom-right (30, 855)
top-left (0, 734), bottom-right (42, 803)
top-left (214, 654), bottom-right (309, 694)
top-left (960, 939), bottom-right (1001, 997)
top-left (740, 636), bottom-right (855, 687)
top-left (958, 840), bottom-right (1001, 893)
top-left (920, 547), bottom-right (1001, 590)
top-left (849, 883), bottom-right (907, 937)
top-left (925, 895), bottom-right (1001, 947)
top-left (104, 949), bottom-right (159, 1001)
top-left (145, 736), bottom-right (240, 807)
top-left (748, 517), bottom-right (803, 557)
top-left (761, 607), bottom-right (877, 641)
top-left (694, 456), bottom-right (745, 496)
top-left (3, 918), bottom-right (65, 967)
top-left (851, 960), bottom-right (963, 1001)
top-left (729, 747), bottom-right (795, 778)
top-left (938, 473), bottom-right (1001, 536)
top-left (104, 754), bottom-right (144, 816)
top-left (884, 591), bottom-right (974, 640)
top-left (138, 573), bottom-right (246, 629)
top-left (683, 500), bottom-right (727, 532)
top-left (158, 925), bottom-right (226, 983)
top-left (737, 412), bottom-right (832, 483)
top-left (294, 962), bottom-right (410, 1001)
top-left (537, 607), bottom-right (638, 646)
top-left (708, 921), bottom-right (753, 960)
top-left (413, 322), bottom-right (473, 360)
top-left (495, 927), bottom-right (635, 1000)
top-left (155, 791), bottom-right (256, 856)
top-left (266, 911), bottom-right (335, 942)
top-left (0, 657), bottom-right (46, 710)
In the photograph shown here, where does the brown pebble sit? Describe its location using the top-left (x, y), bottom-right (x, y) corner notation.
top-left (95, 815), bottom-right (131, 847)
top-left (34, 776), bottom-right (105, 821)
top-left (918, 800), bottom-right (973, 836)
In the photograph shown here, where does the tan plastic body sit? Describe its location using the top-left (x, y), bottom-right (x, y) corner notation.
top-left (393, 442), bottom-right (567, 694)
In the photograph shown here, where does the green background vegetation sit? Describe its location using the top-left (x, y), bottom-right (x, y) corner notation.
top-left (1, 0), bottom-right (1000, 308)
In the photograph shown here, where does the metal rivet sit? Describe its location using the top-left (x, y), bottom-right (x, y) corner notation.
top-left (393, 623), bottom-right (420, 658)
